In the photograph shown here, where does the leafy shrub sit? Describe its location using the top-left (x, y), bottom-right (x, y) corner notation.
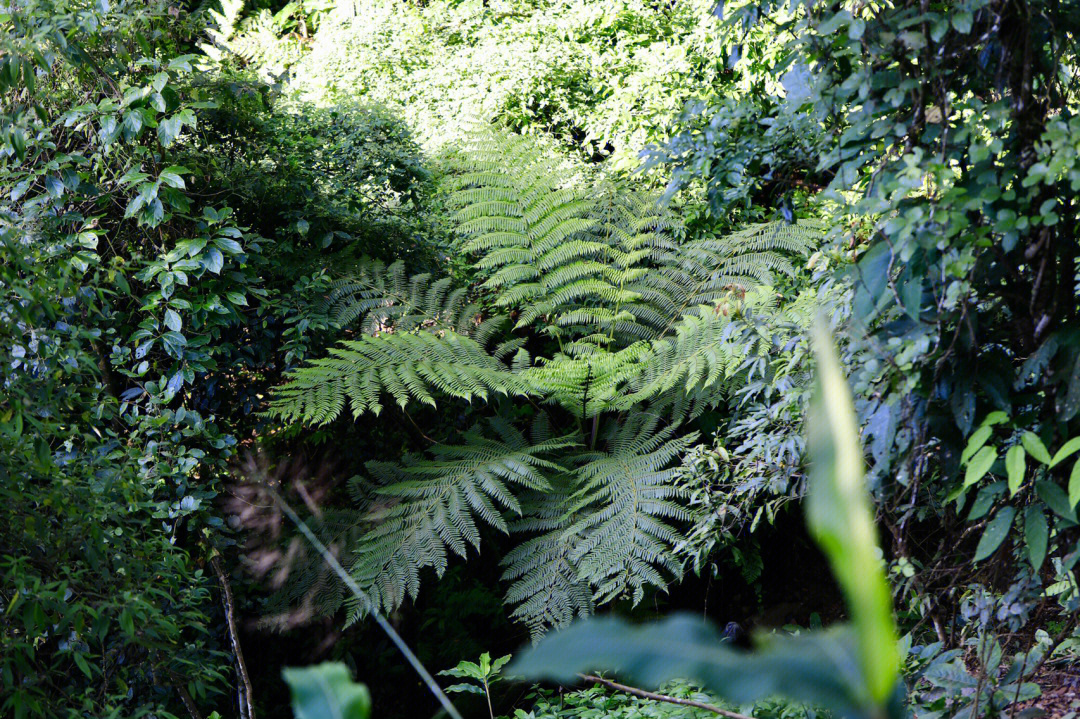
top-left (241, 0), bottom-right (728, 170)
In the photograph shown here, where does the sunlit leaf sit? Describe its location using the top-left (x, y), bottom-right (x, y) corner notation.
top-left (1006, 446), bottom-right (1026, 497)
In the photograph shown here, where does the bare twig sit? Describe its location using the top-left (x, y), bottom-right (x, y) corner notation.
top-left (578, 673), bottom-right (754, 719)
top-left (211, 555), bottom-right (256, 719)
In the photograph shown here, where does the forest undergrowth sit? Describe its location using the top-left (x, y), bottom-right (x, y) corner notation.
top-left (3, 1), bottom-right (1080, 718)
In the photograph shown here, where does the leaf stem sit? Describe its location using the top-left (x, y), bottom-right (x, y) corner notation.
top-left (269, 488), bottom-right (464, 719)
top-left (578, 674), bottom-right (753, 719)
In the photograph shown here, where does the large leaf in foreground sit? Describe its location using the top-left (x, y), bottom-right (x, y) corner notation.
top-left (283, 662), bottom-right (371, 719)
top-left (513, 614), bottom-right (887, 717)
top-left (805, 323), bottom-right (899, 703)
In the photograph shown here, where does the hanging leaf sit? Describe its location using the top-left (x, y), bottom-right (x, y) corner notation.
top-left (1021, 432), bottom-right (1052, 465)
top-left (1006, 446), bottom-right (1026, 497)
top-left (1036, 481), bottom-right (1076, 522)
top-left (1024, 506), bottom-right (1048, 571)
top-left (967, 482), bottom-right (1005, 521)
top-left (973, 507), bottom-right (1015, 562)
top-left (164, 309), bottom-right (182, 332)
top-left (1070, 462), bottom-right (1080, 511)
top-left (1051, 437), bottom-right (1080, 468)
top-left (961, 425), bottom-right (993, 465)
top-left (963, 445), bottom-right (998, 489)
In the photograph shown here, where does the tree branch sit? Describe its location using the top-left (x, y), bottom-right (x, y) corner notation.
top-left (211, 555), bottom-right (256, 719)
top-left (168, 670), bottom-right (205, 719)
top-left (578, 674), bottom-right (754, 719)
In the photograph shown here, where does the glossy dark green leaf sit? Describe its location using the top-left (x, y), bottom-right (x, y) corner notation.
top-left (967, 482), bottom-right (1005, 521)
top-left (973, 507), bottom-right (1015, 562)
top-left (1024, 506), bottom-right (1048, 571)
top-left (1036, 481), bottom-right (1076, 521)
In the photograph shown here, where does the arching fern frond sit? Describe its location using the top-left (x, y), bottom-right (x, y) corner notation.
top-left (344, 419), bottom-right (578, 620)
top-left (501, 476), bottom-right (595, 641)
top-left (637, 219), bottom-right (822, 330)
top-left (502, 416), bottom-right (695, 636)
top-left (267, 331), bottom-right (533, 424)
top-left (566, 417), bottom-right (696, 606)
top-left (522, 342), bottom-right (651, 418)
top-left (445, 132), bottom-right (598, 315)
top-left (321, 259), bottom-right (487, 337)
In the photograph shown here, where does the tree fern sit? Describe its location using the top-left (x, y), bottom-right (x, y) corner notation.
top-left (446, 132), bottom-right (820, 346)
top-left (636, 220), bottom-right (823, 334)
top-left (266, 131), bottom-right (829, 639)
top-left (522, 342), bottom-right (651, 419)
top-left (501, 477), bottom-right (595, 640)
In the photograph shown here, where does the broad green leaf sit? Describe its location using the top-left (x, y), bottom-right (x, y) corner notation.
top-left (963, 446), bottom-right (998, 488)
top-left (1051, 437), bottom-right (1080, 468)
top-left (1036, 481), bottom-right (1076, 521)
top-left (164, 370), bottom-right (184, 399)
top-left (214, 236), bottom-right (243, 255)
top-left (1070, 461), bottom-right (1080, 510)
top-left (491, 655), bottom-right (512, 674)
top-left (514, 615), bottom-right (879, 717)
top-left (1021, 432), bottom-right (1052, 465)
top-left (1024, 506), bottom-right (1048, 571)
top-left (283, 663), bottom-right (371, 719)
top-left (973, 507), bottom-right (1015, 562)
top-left (72, 651), bottom-right (93, 679)
top-left (164, 309), bottom-right (182, 332)
top-left (805, 325), bottom-right (898, 704)
top-left (158, 115), bottom-right (182, 147)
top-left (967, 482), bottom-right (1005, 521)
top-left (204, 247), bottom-right (224, 274)
top-left (1006, 446), bottom-right (1026, 497)
top-left (952, 10), bottom-right (973, 33)
top-left (159, 170), bottom-right (185, 189)
top-left (960, 425), bottom-right (992, 465)
top-left (979, 411), bottom-right (1010, 428)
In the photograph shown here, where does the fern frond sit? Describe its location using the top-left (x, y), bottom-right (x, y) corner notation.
top-left (344, 420), bottom-right (579, 620)
top-left (322, 259), bottom-right (487, 337)
top-left (565, 417), bottom-right (696, 605)
top-left (267, 331), bottom-right (533, 424)
top-left (523, 343), bottom-right (650, 418)
top-left (502, 416), bottom-right (695, 635)
top-left (637, 220), bottom-right (822, 331)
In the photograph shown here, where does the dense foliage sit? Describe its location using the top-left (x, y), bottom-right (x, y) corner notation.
top-left (4, 0), bottom-right (1080, 718)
